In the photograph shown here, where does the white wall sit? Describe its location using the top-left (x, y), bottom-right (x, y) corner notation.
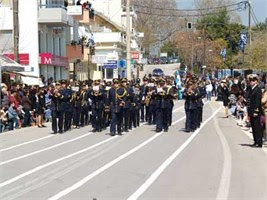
top-left (88, 0), bottom-right (122, 26)
top-left (19, 0), bottom-right (39, 77)
top-left (94, 32), bottom-right (123, 43)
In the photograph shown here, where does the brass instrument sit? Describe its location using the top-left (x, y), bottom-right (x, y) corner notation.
top-left (145, 95), bottom-right (151, 106)
top-left (115, 87), bottom-right (127, 107)
top-left (145, 89), bottom-right (155, 106)
top-left (54, 89), bottom-right (61, 98)
top-left (92, 90), bottom-right (101, 97)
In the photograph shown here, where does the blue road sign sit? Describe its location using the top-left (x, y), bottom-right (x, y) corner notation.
top-left (103, 60), bottom-right (118, 69)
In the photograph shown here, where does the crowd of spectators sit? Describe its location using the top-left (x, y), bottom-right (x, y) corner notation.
top-left (216, 74), bottom-right (267, 143)
top-left (0, 83), bottom-right (52, 133)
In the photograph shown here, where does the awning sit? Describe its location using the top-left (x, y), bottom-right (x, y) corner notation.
top-left (0, 55), bottom-right (25, 72)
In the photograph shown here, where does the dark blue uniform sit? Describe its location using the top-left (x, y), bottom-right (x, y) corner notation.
top-left (123, 86), bottom-right (133, 132)
top-left (108, 86), bottom-right (127, 135)
top-left (155, 87), bottom-right (171, 132)
top-left (130, 88), bottom-right (142, 128)
top-left (61, 88), bottom-right (73, 132)
top-left (184, 88), bottom-right (199, 132)
top-left (73, 91), bottom-right (82, 128)
top-left (50, 90), bottom-right (63, 133)
top-left (80, 90), bottom-right (89, 127)
top-left (88, 88), bottom-right (105, 132)
top-left (140, 84), bottom-right (148, 122)
top-left (146, 86), bottom-right (157, 125)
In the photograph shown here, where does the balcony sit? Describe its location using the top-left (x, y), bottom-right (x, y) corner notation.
top-left (38, 5), bottom-right (74, 27)
top-left (94, 32), bottom-right (125, 44)
top-left (66, 43), bottom-right (83, 61)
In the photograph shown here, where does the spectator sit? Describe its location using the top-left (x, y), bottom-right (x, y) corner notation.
top-left (89, 8), bottom-right (95, 19)
top-left (262, 82), bottom-right (267, 141)
top-left (76, 0), bottom-right (82, 5)
top-left (21, 90), bottom-right (32, 127)
top-left (0, 106), bottom-right (8, 132)
top-left (248, 75), bottom-right (263, 148)
top-left (8, 102), bottom-right (19, 130)
top-left (228, 84), bottom-right (239, 115)
top-left (211, 79), bottom-right (217, 97)
top-left (36, 88), bottom-right (46, 128)
top-left (205, 81), bottom-right (213, 101)
top-left (1, 84), bottom-right (9, 109)
top-left (220, 80), bottom-right (230, 118)
top-left (236, 95), bottom-right (247, 127)
top-left (8, 89), bottom-right (19, 110)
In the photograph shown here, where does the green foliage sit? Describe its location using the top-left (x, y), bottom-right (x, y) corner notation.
top-left (197, 9), bottom-right (245, 54)
top-left (160, 41), bottom-right (179, 57)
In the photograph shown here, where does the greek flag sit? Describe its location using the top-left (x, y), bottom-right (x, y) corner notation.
top-left (238, 33), bottom-right (248, 53)
top-left (220, 48), bottom-right (227, 60)
top-left (240, 33), bottom-right (248, 45)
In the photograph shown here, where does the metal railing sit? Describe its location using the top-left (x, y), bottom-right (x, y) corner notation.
top-left (39, 4), bottom-right (67, 10)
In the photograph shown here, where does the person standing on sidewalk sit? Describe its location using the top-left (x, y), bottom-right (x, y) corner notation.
top-left (261, 83), bottom-right (267, 142)
top-left (248, 75), bottom-right (263, 148)
top-left (220, 80), bottom-right (230, 118)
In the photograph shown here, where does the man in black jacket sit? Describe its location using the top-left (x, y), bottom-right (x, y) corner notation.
top-left (248, 75), bottom-right (263, 148)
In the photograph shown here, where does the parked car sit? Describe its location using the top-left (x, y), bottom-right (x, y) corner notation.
top-left (152, 68), bottom-right (164, 77)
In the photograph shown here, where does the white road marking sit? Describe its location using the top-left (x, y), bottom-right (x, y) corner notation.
top-left (212, 105), bottom-right (232, 200)
top-left (0, 136), bottom-right (117, 188)
top-left (127, 107), bottom-right (221, 200)
top-left (0, 132), bottom-right (94, 166)
top-left (47, 117), bottom-right (186, 200)
top-left (0, 104), bottom-right (185, 189)
top-left (0, 135), bottom-right (54, 153)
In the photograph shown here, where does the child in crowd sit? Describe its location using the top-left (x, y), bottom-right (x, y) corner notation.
top-left (8, 102), bottom-right (19, 130)
top-left (236, 95), bottom-right (248, 127)
top-left (0, 106), bottom-right (8, 132)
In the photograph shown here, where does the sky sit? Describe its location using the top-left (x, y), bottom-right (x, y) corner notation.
top-left (176, 0), bottom-right (267, 25)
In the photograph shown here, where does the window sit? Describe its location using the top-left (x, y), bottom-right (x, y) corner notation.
top-left (38, 31), bottom-right (41, 53)
top-left (106, 68), bottom-right (113, 79)
top-left (46, 33), bottom-right (48, 52)
top-left (59, 38), bottom-right (61, 56)
top-left (53, 37), bottom-right (55, 54)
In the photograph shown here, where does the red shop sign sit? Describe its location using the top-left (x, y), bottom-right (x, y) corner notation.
top-left (39, 53), bottom-right (68, 67)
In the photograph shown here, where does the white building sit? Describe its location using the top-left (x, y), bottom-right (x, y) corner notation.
top-left (0, 0), bottom-right (81, 83)
top-left (78, 0), bottom-right (141, 80)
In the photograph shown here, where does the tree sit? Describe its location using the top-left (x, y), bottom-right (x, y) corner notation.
top-left (160, 41), bottom-right (179, 57)
top-left (248, 31), bottom-right (267, 70)
top-left (132, 0), bottom-right (181, 56)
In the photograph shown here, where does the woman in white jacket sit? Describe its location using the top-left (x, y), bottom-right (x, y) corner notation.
top-left (206, 81), bottom-right (213, 101)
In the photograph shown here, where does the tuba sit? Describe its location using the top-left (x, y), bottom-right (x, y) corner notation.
top-left (115, 87), bottom-right (127, 107)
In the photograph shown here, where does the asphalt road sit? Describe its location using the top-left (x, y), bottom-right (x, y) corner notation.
top-left (0, 100), bottom-right (266, 200)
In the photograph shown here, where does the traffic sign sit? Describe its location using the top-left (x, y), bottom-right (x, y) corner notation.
top-left (131, 52), bottom-right (139, 61)
top-left (103, 60), bottom-right (118, 69)
top-left (92, 55), bottom-right (108, 64)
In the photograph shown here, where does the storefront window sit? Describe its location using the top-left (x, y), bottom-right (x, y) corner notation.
top-left (106, 68), bottom-right (113, 79)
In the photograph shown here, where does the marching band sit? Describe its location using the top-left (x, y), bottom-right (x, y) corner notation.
top-left (49, 75), bottom-right (206, 136)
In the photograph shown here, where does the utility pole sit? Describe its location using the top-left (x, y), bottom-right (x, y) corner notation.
top-left (248, 1), bottom-right (252, 46)
top-left (203, 24), bottom-right (207, 75)
top-left (126, 0), bottom-right (132, 80)
top-left (13, 0), bottom-right (19, 63)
